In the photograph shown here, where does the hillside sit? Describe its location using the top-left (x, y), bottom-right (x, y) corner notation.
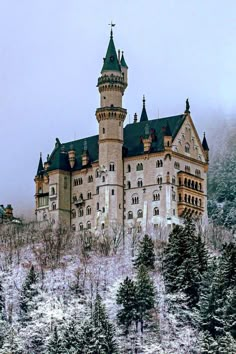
top-left (207, 118), bottom-right (236, 231)
top-left (0, 220), bottom-right (235, 353)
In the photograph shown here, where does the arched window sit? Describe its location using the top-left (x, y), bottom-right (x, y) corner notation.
top-left (79, 223), bottom-right (83, 231)
top-left (172, 192), bottom-right (176, 201)
top-left (71, 209), bottom-right (76, 218)
top-left (184, 194), bottom-right (187, 202)
top-left (153, 191), bottom-right (160, 201)
top-left (199, 199), bottom-right (202, 207)
top-left (97, 202), bottom-right (99, 211)
top-left (86, 206), bottom-right (91, 215)
top-left (185, 165), bottom-right (191, 173)
top-left (174, 161), bottom-right (180, 169)
top-left (79, 208), bottom-right (83, 217)
top-left (71, 224), bottom-right (76, 231)
top-left (102, 176), bottom-right (105, 182)
top-left (136, 163), bottom-right (143, 171)
top-left (137, 179), bottom-right (143, 187)
top-left (52, 202), bottom-right (56, 211)
top-left (96, 169), bottom-right (99, 178)
top-left (96, 186), bottom-right (99, 194)
top-left (87, 221), bottom-right (91, 229)
top-left (109, 162), bottom-right (115, 171)
top-left (195, 198), bottom-right (198, 206)
top-left (88, 175), bottom-right (93, 183)
top-left (43, 213), bottom-right (47, 220)
top-left (137, 210), bottom-right (143, 218)
top-left (199, 183), bottom-right (202, 191)
top-left (127, 164), bottom-right (131, 173)
top-left (127, 181), bottom-right (131, 189)
top-left (157, 176), bottom-right (162, 185)
top-left (50, 187), bottom-right (55, 196)
top-left (185, 143), bottom-right (190, 153)
top-left (179, 194), bottom-right (182, 202)
top-left (111, 189), bottom-right (115, 195)
top-left (153, 207), bottom-right (159, 216)
top-left (172, 177), bottom-right (176, 185)
top-left (74, 178), bottom-right (78, 186)
top-left (103, 127), bottom-right (105, 134)
top-left (132, 194), bottom-right (139, 204)
top-left (128, 211), bottom-right (133, 219)
top-left (87, 192), bottom-right (92, 199)
top-left (78, 178), bottom-right (83, 185)
top-left (195, 169), bottom-right (201, 177)
top-left (137, 225), bottom-right (142, 233)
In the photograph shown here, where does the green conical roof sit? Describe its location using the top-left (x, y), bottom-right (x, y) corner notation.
top-left (140, 96), bottom-right (148, 122)
top-left (121, 52), bottom-right (128, 68)
top-left (37, 153), bottom-right (44, 175)
top-left (101, 32), bottom-right (120, 73)
top-left (202, 133), bottom-right (209, 151)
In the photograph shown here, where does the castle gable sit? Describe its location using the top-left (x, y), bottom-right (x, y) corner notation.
top-left (172, 114), bottom-right (206, 163)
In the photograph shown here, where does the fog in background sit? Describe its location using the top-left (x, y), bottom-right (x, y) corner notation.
top-left (0, 0), bottom-right (235, 219)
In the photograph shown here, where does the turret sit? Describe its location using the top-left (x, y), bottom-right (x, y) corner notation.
top-left (81, 140), bottom-right (89, 167)
top-left (68, 144), bottom-right (76, 169)
top-left (95, 26), bottom-right (128, 226)
top-left (202, 132), bottom-right (209, 162)
top-left (120, 51), bottom-right (128, 87)
top-left (140, 96), bottom-right (148, 122)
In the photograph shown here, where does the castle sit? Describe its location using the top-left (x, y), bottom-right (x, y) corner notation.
top-left (34, 28), bottom-right (209, 233)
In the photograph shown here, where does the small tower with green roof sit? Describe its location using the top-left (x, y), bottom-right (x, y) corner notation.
top-left (96, 25), bottom-right (128, 227)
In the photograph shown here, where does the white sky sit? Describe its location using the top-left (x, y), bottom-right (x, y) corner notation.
top-left (0, 0), bottom-right (235, 217)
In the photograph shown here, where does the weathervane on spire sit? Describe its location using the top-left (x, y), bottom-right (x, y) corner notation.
top-left (108, 21), bottom-right (116, 38)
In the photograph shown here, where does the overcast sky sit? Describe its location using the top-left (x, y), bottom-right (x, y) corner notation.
top-left (0, 0), bottom-right (235, 218)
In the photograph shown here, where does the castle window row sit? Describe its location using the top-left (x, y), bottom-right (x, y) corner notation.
top-left (78, 221), bottom-right (91, 231)
top-left (72, 206), bottom-right (92, 218)
top-left (179, 194), bottom-right (202, 207)
top-left (127, 207), bottom-right (159, 219)
top-left (179, 178), bottom-right (202, 191)
top-left (74, 177), bottom-right (83, 186)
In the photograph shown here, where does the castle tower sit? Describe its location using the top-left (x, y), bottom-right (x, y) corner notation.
top-left (95, 26), bottom-right (128, 227)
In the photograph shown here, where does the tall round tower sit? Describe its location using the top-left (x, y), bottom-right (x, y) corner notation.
top-left (96, 27), bottom-right (128, 227)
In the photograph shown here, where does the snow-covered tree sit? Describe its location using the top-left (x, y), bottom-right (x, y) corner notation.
top-left (47, 326), bottom-right (64, 354)
top-left (136, 265), bottom-right (155, 333)
top-left (19, 265), bottom-right (39, 323)
top-left (117, 277), bottom-right (138, 333)
top-left (134, 234), bottom-right (155, 270)
top-left (163, 218), bottom-right (207, 306)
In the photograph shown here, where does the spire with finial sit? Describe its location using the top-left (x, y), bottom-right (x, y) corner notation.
top-left (120, 51), bottom-right (128, 68)
top-left (133, 113), bottom-right (137, 123)
top-left (140, 95), bottom-right (148, 122)
top-left (202, 132), bottom-right (209, 151)
top-left (101, 23), bottom-right (120, 73)
top-left (184, 98), bottom-right (190, 114)
top-left (37, 152), bottom-right (44, 176)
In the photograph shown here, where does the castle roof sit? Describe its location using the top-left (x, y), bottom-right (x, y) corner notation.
top-left (41, 114), bottom-right (185, 174)
top-left (101, 32), bottom-right (121, 73)
top-left (120, 52), bottom-right (128, 68)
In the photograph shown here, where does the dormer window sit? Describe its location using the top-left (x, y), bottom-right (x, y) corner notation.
top-left (185, 143), bottom-right (190, 153)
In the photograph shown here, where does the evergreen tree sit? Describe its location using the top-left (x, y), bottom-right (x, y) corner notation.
top-left (224, 286), bottom-right (236, 339)
top-left (134, 234), bottom-right (155, 270)
top-left (80, 319), bottom-right (96, 354)
top-left (198, 331), bottom-right (218, 354)
top-left (198, 259), bottom-right (225, 338)
top-left (136, 265), bottom-right (155, 333)
top-left (63, 319), bottom-right (83, 353)
top-left (163, 218), bottom-right (208, 306)
top-left (19, 265), bottom-right (38, 323)
top-left (217, 333), bottom-right (236, 354)
top-left (117, 277), bottom-right (138, 333)
top-left (92, 293), bottom-right (118, 353)
top-left (220, 242), bottom-right (236, 290)
top-left (47, 326), bottom-right (64, 354)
